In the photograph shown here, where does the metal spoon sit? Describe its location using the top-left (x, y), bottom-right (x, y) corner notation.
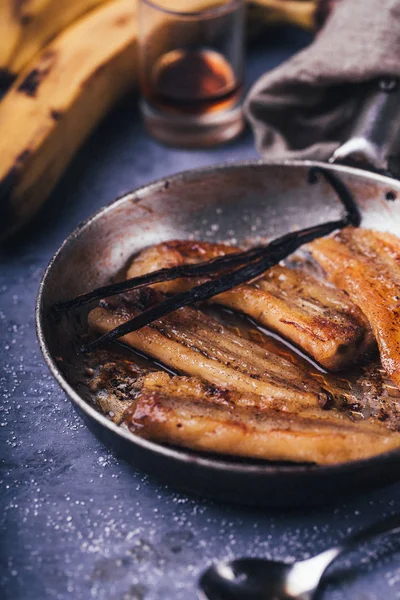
top-left (198, 514), bottom-right (400, 600)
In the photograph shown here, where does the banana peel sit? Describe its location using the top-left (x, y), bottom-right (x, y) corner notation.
top-left (0, 0), bottom-right (114, 77)
top-left (248, 0), bottom-right (316, 30)
top-left (0, 0), bottom-right (137, 239)
top-left (0, 3), bottom-right (22, 81)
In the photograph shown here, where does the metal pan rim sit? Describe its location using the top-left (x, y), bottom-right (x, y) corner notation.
top-left (36, 158), bottom-right (400, 478)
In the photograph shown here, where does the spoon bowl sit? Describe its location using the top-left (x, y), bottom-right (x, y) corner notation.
top-left (199, 559), bottom-right (295, 600)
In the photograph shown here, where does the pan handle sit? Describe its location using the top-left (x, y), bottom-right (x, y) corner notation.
top-left (329, 78), bottom-right (400, 177)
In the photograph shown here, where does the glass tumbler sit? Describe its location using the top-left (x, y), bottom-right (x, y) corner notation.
top-left (138, 0), bottom-right (245, 147)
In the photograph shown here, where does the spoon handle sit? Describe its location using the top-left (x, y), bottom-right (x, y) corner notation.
top-left (339, 513), bottom-right (400, 553)
top-left (287, 514), bottom-right (400, 598)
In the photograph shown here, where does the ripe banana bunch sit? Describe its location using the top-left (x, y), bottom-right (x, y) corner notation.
top-left (0, 0), bottom-right (113, 79)
top-left (0, 0), bottom-right (137, 239)
top-left (248, 0), bottom-right (316, 31)
top-left (0, 0), bottom-right (321, 239)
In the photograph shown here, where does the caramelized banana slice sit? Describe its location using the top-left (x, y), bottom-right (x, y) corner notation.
top-left (124, 372), bottom-right (400, 465)
top-left (311, 228), bottom-right (400, 388)
top-left (127, 240), bottom-right (375, 370)
top-left (88, 289), bottom-right (334, 409)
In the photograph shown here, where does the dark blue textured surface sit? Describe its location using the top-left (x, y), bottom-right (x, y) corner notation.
top-left (1, 28), bottom-right (400, 600)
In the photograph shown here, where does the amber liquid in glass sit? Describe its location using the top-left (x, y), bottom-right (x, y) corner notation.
top-left (143, 47), bottom-right (242, 115)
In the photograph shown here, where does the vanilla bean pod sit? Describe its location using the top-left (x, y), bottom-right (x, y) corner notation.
top-left (54, 168), bottom-right (358, 317)
top-left (81, 213), bottom-right (352, 353)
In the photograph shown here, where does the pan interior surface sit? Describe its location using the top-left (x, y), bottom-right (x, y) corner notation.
top-left (37, 161), bottom-right (400, 503)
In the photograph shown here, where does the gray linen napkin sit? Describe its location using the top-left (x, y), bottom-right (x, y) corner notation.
top-left (245, 0), bottom-right (400, 162)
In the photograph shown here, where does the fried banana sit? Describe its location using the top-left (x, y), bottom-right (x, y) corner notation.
top-left (127, 240), bottom-right (374, 370)
top-left (88, 289), bottom-right (334, 409)
top-left (311, 228), bottom-right (400, 388)
top-left (123, 371), bottom-right (400, 465)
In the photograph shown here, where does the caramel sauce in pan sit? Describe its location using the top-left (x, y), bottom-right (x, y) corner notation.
top-left (80, 253), bottom-right (400, 431)
top-left (81, 299), bottom-right (400, 431)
